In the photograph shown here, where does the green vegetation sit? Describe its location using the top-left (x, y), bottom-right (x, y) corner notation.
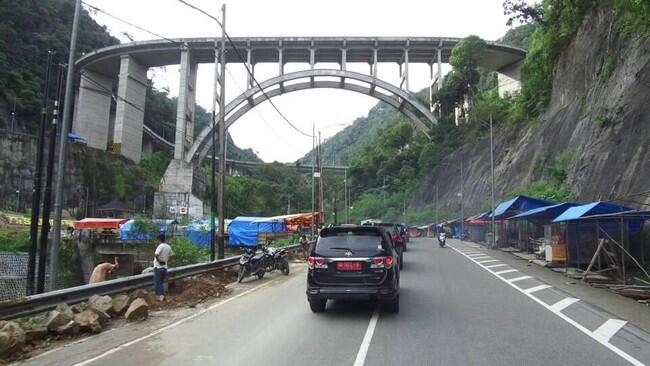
top-left (597, 54), bottom-right (617, 81)
top-left (0, 228), bottom-right (29, 252)
top-left (170, 237), bottom-right (210, 266)
top-left (512, 151), bottom-right (575, 202)
top-left (0, 0), bottom-right (118, 130)
top-left (593, 111), bottom-right (615, 127)
top-left (140, 151), bottom-right (173, 190)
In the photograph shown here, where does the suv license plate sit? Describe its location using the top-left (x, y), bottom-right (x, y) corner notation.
top-left (336, 261), bottom-right (362, 271)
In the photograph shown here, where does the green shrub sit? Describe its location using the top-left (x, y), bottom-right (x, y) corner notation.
top-left (597, 55), bottom-right (617, 81)
top-left (0, 228), bottom-right (29, 252)
top-left (170, 237), bottom-right (209, 266)
top-left (593, 112), bottom-right (614, 127)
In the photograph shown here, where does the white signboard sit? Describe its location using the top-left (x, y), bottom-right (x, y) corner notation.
top-left (169, 206), bottom-right (178, 214)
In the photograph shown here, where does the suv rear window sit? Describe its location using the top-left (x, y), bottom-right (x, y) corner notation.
top-left (316, 229), bottom-right (388, 254)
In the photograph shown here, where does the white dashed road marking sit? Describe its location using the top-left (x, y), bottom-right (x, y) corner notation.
top-left (523, 284), bottom-right (552, 294)
top-left (593, 319), bottom-right (628, 342)
top-left (549, 297), bottom-right (580, 312)
top-left (353, 305), bottom-right (381, 366)
top-left (476, 259), bottom-right (499, 264)
top-left (494, 269), bottom-right (518, 275)
top-left (507, 275), bottom-right (533, 283)
top-left (449, 243), bottom-right (645, 366)
top-left (484, 263), bottom-right (507, 269)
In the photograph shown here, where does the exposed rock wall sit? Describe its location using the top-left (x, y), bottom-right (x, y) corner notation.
top-left (413, 6), bottom-right (650, 212)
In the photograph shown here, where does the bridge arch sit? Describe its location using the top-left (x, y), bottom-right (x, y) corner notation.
top-left (186, 69), bottom-right (437, 165)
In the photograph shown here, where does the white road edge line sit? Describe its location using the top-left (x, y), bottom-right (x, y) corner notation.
top-left (449, 244), bottom-right (644, 366)
top-left (524, 284), bottom-right (552, 294)
top-left (550, 297), bottom-right (580, 312)
top-left (353, 305), bottom-right (381, 366)
top-left (507, 276), bottom-right (532, 283)
top-left (484, 263), bottom-right (507, 269)
top-left (72, 280), bottom-right (278, 366)
top-left (594, 319), bottom-right (628, 342)
top-left (495, 269), bottom-right (518, 275)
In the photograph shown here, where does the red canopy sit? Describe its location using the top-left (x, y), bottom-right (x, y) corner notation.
top-left (74, 218), bottom-right (128, 230)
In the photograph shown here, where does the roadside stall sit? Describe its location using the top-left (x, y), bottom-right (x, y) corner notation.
top-left (491, 196), bottom-right (554, 248)
top-left (228, 216), bottom-right (287, 247)
top-left (552, 202), bottom-right (648, 283)
top-left (509, 202), bottom-right (579, 260)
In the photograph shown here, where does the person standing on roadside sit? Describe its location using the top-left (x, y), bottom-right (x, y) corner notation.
top-left (299, 234), bottom-right (310, 260)
top-left (153, 234), bottom-right (173, 301)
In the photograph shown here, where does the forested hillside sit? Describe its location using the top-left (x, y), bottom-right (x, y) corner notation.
top-left (311, 0), bottom-right (649, 224)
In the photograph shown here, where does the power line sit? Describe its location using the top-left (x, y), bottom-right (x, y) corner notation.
top-left (82, 1), bottom-right (182, 45)
top-left (175, 0), bottom-right (312, 138)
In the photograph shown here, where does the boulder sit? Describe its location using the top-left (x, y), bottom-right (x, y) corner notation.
top-left (55, 303), bottom-right (75, 319)
top-left (46, 310), bottom-right (72, 333)
top-left (0, 321), bottom-right (26, 356)
top-left (55, 321), bottom-right (80, 336)
top-left (88, 295), bottom-right (113, 314)
top-left (74, 310), bottom-right (102, 334)
top-left (130, 289), bottom-right (154, 304)
top-left (88, 308), bottom-right (111, 325)
top-left (70, 302), bottom-right (88, 314)
top-left (111, 294), bottom-right (130, 314)
top-left (24, 327), bottom-right (48, 342)
top-left (124, 298), bottom-right (148, 322)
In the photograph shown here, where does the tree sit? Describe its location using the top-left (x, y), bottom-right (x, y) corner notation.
top-left (503, 0), bottom-right (545, 26)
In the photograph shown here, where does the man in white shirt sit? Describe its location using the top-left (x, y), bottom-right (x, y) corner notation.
top-left (153, 234), bottom-right (173, 301)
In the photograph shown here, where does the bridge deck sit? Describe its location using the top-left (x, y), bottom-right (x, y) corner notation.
top-left (78, 36), bottom-right (526, 75)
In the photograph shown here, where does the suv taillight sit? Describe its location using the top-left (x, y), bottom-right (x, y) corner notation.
top-left (370, 256), bottom-right (393, 269)
top-left (391, 233), bottom-right (400, 242)
top-left (308, 256), bottom-right (328, 269)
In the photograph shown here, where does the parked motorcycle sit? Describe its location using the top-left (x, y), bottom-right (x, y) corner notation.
top-left (262, 241), bottom-right (290, 275)
top-left (438, 233), bottom-right (447, 248)
top-left (238, 247), bottom-right (267, 282)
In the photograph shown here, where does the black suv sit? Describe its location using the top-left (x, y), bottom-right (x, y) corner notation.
top-left (306, 225), bottom-right (400, 313)
top-left (373, 223), bottom-right (405, 268)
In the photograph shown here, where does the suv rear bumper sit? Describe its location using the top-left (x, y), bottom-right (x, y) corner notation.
top-left (306, 286), bottom-right (399, 301)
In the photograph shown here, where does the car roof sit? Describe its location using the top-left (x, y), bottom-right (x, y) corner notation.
top-left (320, 225), bottom-right (385, 236)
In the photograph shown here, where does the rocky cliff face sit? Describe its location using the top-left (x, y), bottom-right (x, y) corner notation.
top-left (413, 6), bottom-right (650, 212)
top-left (0, 132), bottom-right (146, 216)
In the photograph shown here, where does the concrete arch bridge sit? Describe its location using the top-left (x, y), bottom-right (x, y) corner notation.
top-left (71, 37), bottom-right (526, 216)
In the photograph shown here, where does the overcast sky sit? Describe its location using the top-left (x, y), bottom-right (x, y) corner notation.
top-left (86, 0), bottom-right (518, 162)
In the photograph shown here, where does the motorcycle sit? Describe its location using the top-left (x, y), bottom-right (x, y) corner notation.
top-left (438, 233), bottom-right (447, 248)
top-left (238, 247), bottom-right (267, 283)
top-left (262, 242), bottom-right (290, 275)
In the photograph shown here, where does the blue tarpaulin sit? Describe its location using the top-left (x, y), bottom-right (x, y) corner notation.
top-left (228, 216), bottom-right (286, 247)
top-left (553, 202), bottom-right (633, 222)
top-left (492, 196), bottom-right (554, 219)
top-left (120, 219), bottom-right (176, 241)
top-left (510, 202), bottom-right (580, 220)
top-left (183, 219), bottom-right (232, 247)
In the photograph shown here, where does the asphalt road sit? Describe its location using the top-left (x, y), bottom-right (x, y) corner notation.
top-left (22, 238), bottom-right (649, 366)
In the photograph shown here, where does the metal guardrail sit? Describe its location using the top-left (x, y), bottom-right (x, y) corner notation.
top-left (0, 244), bottom-right (301, 320)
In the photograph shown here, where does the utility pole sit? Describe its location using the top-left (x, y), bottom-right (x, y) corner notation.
top-left (217, 4), bottom-right (227, 260)
top-left (434, 184), bottom-right (439, 225)
top-left (383, 176), bottom-right (386, 204)
top-left (318, 132), bottom-right (324, 226)
top-left (311, 123), bottom-right (315, 238)
top-left (287, 194), bottom-right (291, 214)
top-left (51, 0), bottom-right (82, 291)
top-left (489, 114), bottom-right (496, 249)
top-left (27, 51), bottom-right (53, 295)
top-left (38, 63), bottom-right (64, 294)
top-left (9, 97), bottom-right (18, 131)
top-left (460, 159), bottom-right (464, 241)
top-left (344, 168), bottom-right (349, 224)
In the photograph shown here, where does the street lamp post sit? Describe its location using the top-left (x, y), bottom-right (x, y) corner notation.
top-left (15, 190), bottom-right (21, 212)
top-left (489, 114), bottom-right (496, 249)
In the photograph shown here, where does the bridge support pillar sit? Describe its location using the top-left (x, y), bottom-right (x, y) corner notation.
top-left (157, 159), bottom-right (204, 218)
top-left (497, 60), bottom-right (523, 97)
top-left (72, 70), bottom-right (113, 150)
top-left (113, 55), bottom-right (147, 163)
top-left (174, 47), bottom-right (198, 160)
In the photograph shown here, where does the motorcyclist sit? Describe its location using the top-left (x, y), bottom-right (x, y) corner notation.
top-left (438, 232), bottom-right (447, 247)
